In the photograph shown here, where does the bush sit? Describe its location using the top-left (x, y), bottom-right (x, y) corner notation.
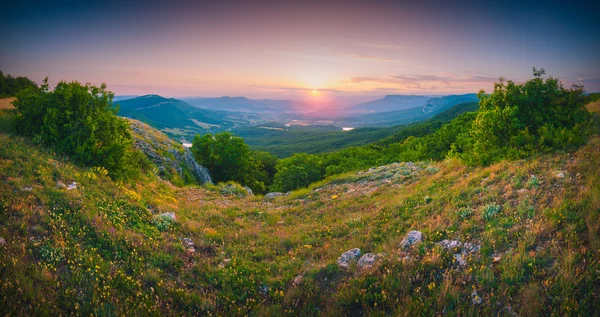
top-left (13, 79), bottom-right (147, 180)
top-left (462, 68), bottom-right (590, 165)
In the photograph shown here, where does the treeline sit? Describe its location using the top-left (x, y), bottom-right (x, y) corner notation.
top-left (0, 71), bottom-right (37, 97)
top-left (195, 69), bottom-right (594, 193)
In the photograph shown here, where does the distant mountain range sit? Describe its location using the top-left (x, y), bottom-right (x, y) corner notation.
top-left (181, 97), bottom-right (303, 113)
top-left (343, 94), bottom-right (479, 126)
top-left (348, 95), bottom-right (433, 113)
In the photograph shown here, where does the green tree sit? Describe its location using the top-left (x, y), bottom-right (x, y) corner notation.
top-left (462, 68), bottom-right (590, 165)
top-left (192, 132), bottom-right (268, 192)
top-left (13, 80), bottom-right (146, 179)
top-left (271, 153), bottom-right (324, 192)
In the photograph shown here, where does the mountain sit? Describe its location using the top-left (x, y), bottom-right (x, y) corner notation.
top-left (344, 94), bottom-right (479, 126)
top-left (182, 97), bottom-right (302, 113)
top-left (116, 94), bottom-right (240, 139)
top-left (348, 95), bottom-right (432, 113)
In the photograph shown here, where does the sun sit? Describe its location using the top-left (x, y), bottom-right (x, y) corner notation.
top-left (310, 89), bottom-right (320, 96)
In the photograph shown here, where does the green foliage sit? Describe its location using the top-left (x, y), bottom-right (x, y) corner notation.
top-left (192, 132), bottom-right (271, 193)
top-left (0, 71), bottom-right (38, 97)
top-left (462, 68), bottom-right (591, 165)
top-left (13, 80), bottom-right (147, 180)
top-left (271, 153), bottom-right (324, 192)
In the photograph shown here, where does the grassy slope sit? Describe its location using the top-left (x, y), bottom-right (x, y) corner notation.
top-left (0, 100), bottom-right (599, 315)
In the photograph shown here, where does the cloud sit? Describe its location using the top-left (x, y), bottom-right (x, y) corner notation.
top-left (333, 52), bottom-right (399, 61)
top-left (247, 84), bottom-right (342, 93)
top-left (359, 43), bottom-right (405, 51)
top-left (346, 73), bottom-right (498, 90)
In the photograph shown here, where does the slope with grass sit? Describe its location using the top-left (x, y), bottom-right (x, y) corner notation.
top-left (1, 99), bottom-right (599, 315)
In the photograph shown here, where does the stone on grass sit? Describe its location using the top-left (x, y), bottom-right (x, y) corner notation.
top-left (55, 181), bottom-right (67, 189)
top-left (158, 212), bottom-right (176, 221)
top-left (454, 253), bottom-right (467, 266)
top-left (292, 275), bottom-right (303, 286)
top-left (438, 239), bottom-right (462, 250)
top-left (399, 230), bottom-right (423, 249)
top-left (243, 186), bottom-right (254, 196)
top-left (556, 172), bottom-right (565, 179)
top-left (22, 186), bottom-right (33, 191)
top-left (356, 253), bottom-right (380, 271)
top-left (67, 182), bottom-right (77, 190)
top-left (0, 237), bottom-right (6, 247)
top-left (463, 243), bottom-right (481, 254)
top-left (182, 238), bottom-right (195, 253)
top-left (336, 248), bottom-right (361, 270)
top-left (265, 192), bottom-right (285, 199)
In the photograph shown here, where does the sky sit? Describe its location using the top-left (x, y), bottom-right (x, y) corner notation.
top-left (1, 0), bottom-right (599, 104)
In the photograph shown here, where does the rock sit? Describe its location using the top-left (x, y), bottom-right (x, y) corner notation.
top-left (182, 238), bottom-right (195, 253)
top-left (399, 230), bottom-right (423, 249)
top-left (438, 239), bottom-right (462, 250)
top-left (66, 182), bottom-right (77, 190)
top-left (463, 243), bottom-right (481, 254)
top-left (336, 248), bottom-right (361, 269)
top-left (0, 237), bottom-right (6, 247)
top-left (556, 172), bottom-right (565, 179)
top-left (158, 212), bottom-right (176, 221)
top-left (243, 186), bottom-right (254, 196)
top-left (265, 192), bottom-right (285, 199)
top-left (492, 254), bottom-right (502, 263)
top-left (356, 253), bottom-right (380, 271)
top-left (454, 253), bottom-right (466, 266)
top-left (22, 186), bottom-right (33, 191)
top-left (292, 275), bottom-right (303, 286)
top-left (471, 290), bottom-right (482, 305)
top-left (55, 181), bottom-right (67, 189)
top-left (406, 162), bottom-right (415, 167)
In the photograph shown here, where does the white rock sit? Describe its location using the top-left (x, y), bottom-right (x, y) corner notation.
top-left (356, 253), bottom-right (380, 271)
top-left (336, 248), bottom-right (361, 269)
top-left (66, 182), bottom-right (77, 190)
top-left (454, 253), bottom-right (466, 266)
top-left (556, 172), bottom-right (565, 179)
top-left (292, 275), bottom-right (303, 286)
top-left (438, 239), bottom-right (462, 250)
top-left (0, 237), bottom-right (6, 247)
top-left (399, 230), bottom-right (423, 249)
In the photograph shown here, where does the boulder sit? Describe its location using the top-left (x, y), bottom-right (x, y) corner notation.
top-left (556, 172), bottom-right (565, 179)
top-left (438, 239), bottom-right (462, 250)
top-left (399, 230), bottom-right (423, 249)
top-left (265, 192), bottom-right (285, 199)
top-left (336, 248), bottom-right (361, 269)
top-left (66, 182), bottom-right (77, 190)
top-left (243, 186), bottom-right (254, 196)
top-left (463, 243), bottom-right (481, 254)
top-left (356, 253), bottom-right (380, 271)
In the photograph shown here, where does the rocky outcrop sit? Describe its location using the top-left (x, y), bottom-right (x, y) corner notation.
top-left (127, 119), bottom-right (212, 184)
top-left (399, 230), bottom-right (423, 249)
top-left (337, 248), bottom-right (361, 269)
top-left (357, 253), bottom-right (381, 271)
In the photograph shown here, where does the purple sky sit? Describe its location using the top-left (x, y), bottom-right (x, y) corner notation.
top-left (1, 0), bottom-right (599, 103)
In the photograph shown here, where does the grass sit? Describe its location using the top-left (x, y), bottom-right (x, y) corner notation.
top-left (1, 103), bottom-right (599, 315)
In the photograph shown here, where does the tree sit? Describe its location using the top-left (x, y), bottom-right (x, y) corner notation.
top-left (463, 68), bottom-right (590, 165)
top-left (13, 80), bottom-right (146, 179)
top-left (271, 153), bottom-right (324, 192)
top-left (192, 132), bottom-right (268, 193)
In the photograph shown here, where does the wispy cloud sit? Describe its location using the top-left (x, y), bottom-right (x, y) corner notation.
top-left (247, 84), bottom-right (342, 93)
top-left (346, 73), bottom-right (499, 90)
top-left (359, 43), bottom-right (405, 51)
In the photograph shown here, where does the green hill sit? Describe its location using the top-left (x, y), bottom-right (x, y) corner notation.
top-left (117, 94), bottom-right (240, 139)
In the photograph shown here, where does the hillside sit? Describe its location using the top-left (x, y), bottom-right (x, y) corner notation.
top-left (1, 99), bottom-right (599, 315)
top-left (238, 102), bottom-right (479, 157)
top-left (117, 95), bottom-right (250, 139)
top-left (182, 97), bottom-right (302, 113)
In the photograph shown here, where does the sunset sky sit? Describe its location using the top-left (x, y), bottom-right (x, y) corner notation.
top-left (1, 0), bottom-right (599, 103)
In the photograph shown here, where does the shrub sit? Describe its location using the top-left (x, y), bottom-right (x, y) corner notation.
top-left (13, 79), bottom-right (147, 180)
